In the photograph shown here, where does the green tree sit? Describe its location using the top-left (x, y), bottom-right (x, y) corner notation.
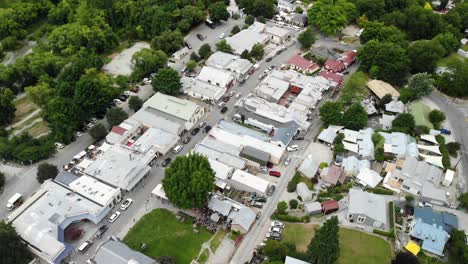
top-left (244, 15), bottom-right (255, 25)
top-left (342, 103), bottom-right (368, 130)
top-left (249, 43), bottom-right (264, 61)
top-left (186, 60), bottom-right (197, 72)
top-left (190, 52), bottom-right (200, 62)
top-left (260, 240), bottom-right (292, 261)
top-left (239, 0), bottom-right (277, 19)
top-left (240, 50), bottom-right (251, 60)
top-left (407, 73), bottom-right (434, 98)
top-left (448, 229), bottom-right (468, 263)
top-left (295, 6), bottom-right (304, 14)
top-left (407, 40), bottom-right (444, 73)
top-left (435, 60), bottom-right (468, 98)
top-left (359, 21), bottom-right (407, 45)
top-left (446, 142), bottom-right (460, 157)
top-left (405, 195), bottom-right (415, 204)
top-left (377, 94), bottom-right (393, 109)
top-left (459, 193), bottom-right (468, 211)
top-left (0, 88), bottom-right (16, 126)
top-left (44, 97), bottom-right (78, 144)
top-left (231, 25), bottom-right (241, 35)
top-left (357, 40), bottom-right (409, 85)
top-left (106, 108), bottom-right (128, 126)
top-left (277, 201), bottom-right (288, 214)
top-left (208, 2), bottom-right (229, 22)
top-left (162, 153), bottom-right (215, 209)
top-left (297, 27), bottom-right (316, 50)
top-left (128, 96), bottom-right (143, 112)
top-left (392, 113), bottom-right (416, 134)
top-left (130, 49), bottom-right (168, 82)
top-left (339, 71), bottom-right (369, 106)
top-left (289, 199), bottom-right (299, 209)
top-left (0, 171), bottom-right (5, 190)
top-left (198, 44), bottom-right (212, 60)
top-left (89, 123), bottom-right (107, 141)
top-left (432, 33), bottom-right (460, 56)
top-left (307, 216), bottom-right (340, 264)
top-left (319, 101), bottom-right (343, 125)
top-left (151, 67), bottom-right (181, 95)
top-left (37, 163), bottom-right (59, 183)
top-left (349, 0), bottom-right (385, 21)
top-left (215, 40), bottom-right (233, 54)
top-left (308, 0), bottom-right (357, 35)
top-left (428, 110), bottom-right (445, 129)
top-left (25, 82), bottom-right (55, 108)
top-left (0, 221), bottom-right (31, 263)
top-left (391, 252), bottom-right (419, 264)
top-left (151, 30), bottom-right (184, 55)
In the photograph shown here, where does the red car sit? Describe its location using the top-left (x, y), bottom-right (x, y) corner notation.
top-left (269, 171), bottom-right (281, 177)
top-left (223, 96), bottom-right (230, 102)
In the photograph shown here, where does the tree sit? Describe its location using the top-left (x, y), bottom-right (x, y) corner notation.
top-left (239, 0), bottom-right (277, 19)
top-left (392, 113), bottom-right (416, 134)
top-left (359, 21), bottom-right (407, 45)
top-left (151, 30), bottom-right (184, 55)
top-left (215, 40), bottom-right (233, 54)
top-left (130, 49), bottom-right (168, 82)
top-left (407, 40), bottom-right (444, 73)
top-left (25, 82), bottom-right (55, 108)
top-left (297, 27), bottom-right (316, 50)
top-left (289, 199), bottom-right (299, 209)
top-left (459, 193), bottom-right (468, 211)
top-left (208, 2), bottom-right (229, 23)
top-left (357, 40), bottom-right (409, 85)
top-left (342, 103), bottom-right (368, 130)
top-left (186, 60), bottom-right (197, 72)
top-left (89, 123), bottom-right (107, 141)
top-left (428, 110), bottom-right (445, 129)
top-left (349, 0), bottom-right (385, 21)
top-left (0, 221), bottom-right (31, 263)
top-left (260, 240), bottom-right (292, 261)
top-left (446, 142), bottom-right (460, 157)
top-left (231, 25), bottom-right (240, 35)
top-left (377, 94), bottom-right (393, 109)
top-left (276, 201), bottom-right (288, 214)
top-left (319, 102), bottom-right (343, 125)
top-left (432, 33), bottom-right (460, 56)
top-left (391, 252), bottom-right (419, 264)
top-left (295, 6), bottom-right (304, 14)
top-left (308, 0), bottom-right (357, 35)
top-left (0, 171), bottom-right (5, 190)
top-left (244, 15), bottom-right (255, 25)
top-left (151, 67), bottom-right (181, 95)
top-left (307, 216), bottom-right (340, 264)
top-left (198, 44), bottom-right (212, 60)
top-left (407, 73), bottom-right (434, 99)
top-left (249, 43), bottom-right (264, 61)
top-left (448, 229), bottom-right (468, 263)
top-left (128, 96), bottom-right (143, 112)
top-left (37, 163), bottom-right (59, 183)
top-left (162, 153), bottom-right (215, 209)
top-left (190, 52), bottom-right (200, 62)
top-left (435, 60), bottom-right (468, 98)
top-left (405, 195), bottom-right (415, 204)
top-left (0, 88), bottom-right (16, 126)
top-left (240, 50), bottom-right (251, 60)
top-left (106, 108), bottom-right (128, 126)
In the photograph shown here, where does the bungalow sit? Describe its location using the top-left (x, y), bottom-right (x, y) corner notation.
top-left (356, 168), bottom-right (383, 188)
top-left (319, 70), bottom-right (344, 87)
top-left (410, 219), bottom-right (449, 256)
top-left (347, 188), bottom-right (389, 230)
top-left (321, 165), bottom-right (347, 186)
top-left (339, 50), bottom-right (357, 68)
top-left (324, 59), bottom-right (345, 73)
top-left (321, 200), bottom-right (339, 214)
top-left (287, 55), bottom-right (320, 74)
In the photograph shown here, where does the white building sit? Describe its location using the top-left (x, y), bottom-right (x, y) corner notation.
top-left (265, 26), bottom-right (290, 44)
top-left (196, 66), bottom-right (235, 89)
top-left (230, 169), bottom-right (271, 194)
top-left (255, 75), bottom-right (290, 102)
top-left (356, 168), bottom-right (383, 188)
top-left (277, 0), bottom-right (295, 12)
top-left (205, 51), bottom-right (253, 80)
top-left (226, 22), bottom-right (269, 55)
top-left (106, 119), bottom-right (142, 145)
top-left (181, 76), bottom-right (226, 102)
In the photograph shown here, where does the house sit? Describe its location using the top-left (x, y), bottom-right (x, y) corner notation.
top-left (298, 156), bottom-right (319, 179)
top-left (342, 128), bottom-right (375, 160)
top-left (229, 206), bottom-right (257, 233)
top-left (356, 168), bottom-right (383, 188)
top-left (379, 132), bottom-right (418, 158)
top-left (319, 70), bottom-right (344, 87)
top-left (385, 100), bottom-right (405, 113)
top-left (193, 143), bottom-right (247, 169)
top-left (321, 200), bottom-right (339, 214)
top-left (197, 66), bottom-right (235, 89)
top-left (208, 158), bottom-right (234, 189)
top-left (367, 80), bottom-right (400, 100)
top-left (304, 202), bottom-right (322, 215)
top-left (181, 76), bottom-right (226, 102)
top-left (413, 207), bottom-right (458, 233)
top-left (291, 13), bottom-right (308, 27)
top-left (339, 50), bottom-right (357, 67)
top-left (317, 125), bottom-right (343, 145)
top-left (324, 59), bottom-right (345, 73)
top-left (130, 106), bottom-right (185, 136)
top-left (106, 119), bottom-right (142, 145)
top-left (265, 26), bottom-right (290, 44)
top-left (278, 0), bottom-right (295, 12)
top-left (256, 75), bottom-right (290, 102)
top-left (341, 156), bottom-right (370, 176)
top-left (240, 146), bottom-right (270, 166)
top-left (297, 182), bottom-right (313, 201)
top-left (287, 55), bottom-right (320, 74)
top-left (285, 256), bottom-right (311, 264)
top-left (230, 169), bottom-right (271, 195)
top-left (380, 114), bottom-right (396, 130)
top-left (347, 188), bottom-right (389, 230)
top-left (90, 237), bottom-right (157, 264)
top-left (410, 219), bottom-right (449, 256)
top-left (321, 165), bottom-right (347, 186)
top-left (205, 51), bottom-right (253, 81)
top-left (271, 121), bottom-right (301, 148)
top-left (208, 195), bottom-right (256, 233)
top-left (226, 22), bottom-right (269, 55)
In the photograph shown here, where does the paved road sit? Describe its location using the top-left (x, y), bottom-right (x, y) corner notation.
top-left (429, 91), bottom-right (468, 188)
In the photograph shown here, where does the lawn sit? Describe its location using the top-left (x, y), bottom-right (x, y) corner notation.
top-left (410, 101), bottom-right (433, 129)
top-left (282, 223), bottom-right (318, 252)
top-left (299, 176), bottom-right (314, 190)
top-left (197, 248), bottom-right (209, 264)
top-left (437, 53), bottom-right (468, 67)
top-left (210, 229), bottom-right (227, 252)
top-left (124, 209), bottom-right (212, 264)
top-left (27, 120), bottom-right (49, 138)
top-left (338, 228), bottom-right (392, 264)
top-left (13, 96), bottom-right (39, 124)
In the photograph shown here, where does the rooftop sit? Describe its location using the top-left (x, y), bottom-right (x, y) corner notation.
top-left (367, 79), bottom-right (400, 99)
top-left (317, 125), bottom-right (343, 144)
top-left (348, 188), bottom-right (389, 228)
top-left (231, 169), bottom-right (270, 194)
top-left (131, 107), bottom-right (184, 135)
top-left (356, 168), bottom-right (383, 188)
top-left (288, 55), bottom-right (320, 71)
top-left (92, 237), bottom-right (156, 264)
top-left (385, 100), bottom-right (405, 113)
top-left (319, 70), bottom-right (343, 85)
top-left (414, 207), bottom-right (458, 233)
top-left (298, 156), bottom-right (319, 179)
top-left (197, 66), bottom-right (234, 88)
top-left (410, 219), bottom-right (449, 256)
top-left (133, 127), bottom-right (180, 155)
top-left (225, 22), bottom-right (269, 54)
top-left (321, 165), bottom-right (347, 185)
top-left (193, 144), bottom-right (246, 169)
top-left (208, 158), bottom-right (233, 181)
top-left (181, 76), bottom-right (226, 101)
top-left (68, 175), bottom-right (120, 207)
top-left (143, 92), bottom-right (202, 121)
top-left (265, 26), bottom-right (290, 38)
top-left (379, 131), bottom-right (418, 158)
top-left (205, 51), bottom-right (253, 74)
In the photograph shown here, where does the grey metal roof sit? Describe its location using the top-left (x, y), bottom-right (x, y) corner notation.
top-left (348, 188), bottom-right (388, 227)
top-left (304, 202), bottom-right (322, 214)
top-left (240, 146), bottom-right (270, 163)
top-left (208, 196), bottom-right (232, 216)
top-left (93, 238), bottom-right (156, 264)
top-left (272, 121), bottom-right (300, 146)
top-left (218, 120), bottom-right (269, 142)
top-left (296, 182), bottom-right (313, 201)
top-left (54, 171), bottom-right (80, 186)
top-left (298, 157), bottom-right (319, 178)
top-left (229, 206), bottom-right (256, 232)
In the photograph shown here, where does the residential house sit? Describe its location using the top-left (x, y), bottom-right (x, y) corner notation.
top-left (90, 237), bottom-right (157, 264)
top-left (379, 132), bottom-right (418, 158)
top-left (367, 80), bottom-right (400, 100)
top-left (287, 55), bottom-right (320, 74)
top-left (347, 188), bottom-right (389, 230)
top-left (278, 0), bottom-right (295, 12)
top-left (324, 59), bottom-right (345, 73)
top-left (230, 169), bottom-right (271, 195)
top-left (380, 114), bottom-right (396, 130)
top-left (265, 26), bottom-right (290, 44)
top-left (413, 207), bottom-right (458, 233)
top-left (285, 256), bottom-right (312, 264)
top-left (298, 156), bottom-right (320, 179)
top-left (385, 100), bottom-right (405, 114)
top-left (356, 168), bottom-right (383, 188)
top-left (304, 202), bottom-right (322, 215)
top-left (317, 125), bottom-right (343, 145)
top-left (321, 200), bottom-right (339, 214)
top-left (181, 76), bottom-right (226, 102)
top-left (226, 22), bottom-right (269, 55)
top-left (341, 156), bottom-right (370, 176)
top-left (197, 66), bottom-right (235, 89)
top-left (205, 51), bottom-right (253, 81)
top-left (321, 165), bottom-right (347, 186)
top-left (319, 70), bottom-right (344, 87)
top-left (297, 182), bottom-right (313, 201)
top-left (410, 219), bottom-right (449, 256)
top-left (339, 50), bottom-right (357, 68)
top-left (342, 128), bottom-right (375, 160)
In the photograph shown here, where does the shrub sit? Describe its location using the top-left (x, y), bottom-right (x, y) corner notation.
top-left (428, 110), bottom-right (445, 129)
top-left (368, 187), bottom-right (394, 195)
top-left (319, 162), bottom-right (328, 169)
top-left (287, 172), bottom-right (301, 192)
top-left (373, 228), bottom-right (395, 238)
top-left (277, 201), bottom-right (288, 214)
top-left (446, 142), bottom-right (460, 157)
top-left (289, 199), bottom-right (299, 209)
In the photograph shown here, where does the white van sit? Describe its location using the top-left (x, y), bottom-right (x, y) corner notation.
top-left (78, 240), bottom-right (93, 253)
top-left (6, 193), bottom-right (22, 210)
top-left (172, 145), bottom-right (183, 154)
top-left (218, 102), bottom-right (225, 109)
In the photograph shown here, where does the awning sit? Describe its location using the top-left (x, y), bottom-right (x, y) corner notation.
top-left (405, 241), bottom-right (421, 256)
top-left (151, 184), bottom-right (168, 200)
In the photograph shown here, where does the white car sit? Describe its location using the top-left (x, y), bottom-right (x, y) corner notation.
top-left (172, 145), bottom-right (183, 154)
top-left (269, 226), bottom-right (282, 233)
top-left (74, 131), bottom-right (83, 137)
top-left (90, 118), bottom-right (98, 123)
top-left (284, 156), bottom-right (291, 166)
top-left (113, 99), bottom-right (122, 105)
top-left (219, 33), bottom-right (225, 39)
top-left (235, 93), bottom-right (241, 99)
top-left (124, 91), bottom-right (132, 96)
top-left (54, 142), bottom-right (65, 149)
top-left (109, 211), bottom-right (121, 223)
top-left (286, 145), bottom-right (298, 152)
top-left (85, 122), bottom-right (94, 129)
top-left (120, 198), bottom-right (133, 211)
top-left (271, 221), bottom-right (285, 228)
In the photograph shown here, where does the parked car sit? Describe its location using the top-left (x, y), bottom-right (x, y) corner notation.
top-left (172, 145), bottom-right (183, 153)
top-left (183, 136), bottom-right (191, 144)
top-left (196, 33), bottom-right (205, 40)
top-left (220, 106), bottom-right (228, 114)
top-left (267, 185), bottom-right (276, 196)
top-left (90, 118), bottom-right (98, 123)
top-left (252, 201), bottom-right (263, 208)
top-left (78, 240), bottom-right (93, 253)
top-left (113, 99), bottom-right (122, 105)
top-left (293, 135), bottom-right (305, 140)
top-left (119, 94), bottom-right (129, 101)
top-left (270, 232), bottom-right (281, 240)
top-left (258, 73), bottom-right (267, 80)
top-left (54, 142), bottom-right (65, 149)
top-left (271, 221), bottom-right (285, 228)
top-left (95, 225), bottom-right (108, 238)
top-left (260, 166), bottom-right (268, 174)
top-left (109, 211), bottom-right (121, 223)
top-left (191, 127), bottom-right (200, 135)
top-left (439, 129), bottom-right (451, 135)
top-left (265, 57), bottom-right (273, 62)
top-left (203, 125), bottom-right (212, 133)
top-left (162, 158), bottom-right (172, 167)
top-left (256, 196), bottom-right (267, 203)
top-left (239, 79), bottom-right (246, 86)
top-left (199, 121), bottom-right (206, 128)
top-left (219, 33), bottom-right (225, 39)
top-left (286, 145), bottom-right (299, 152)
top-left (218, 102), bottom-right (226, 108)
top-left (284, 156), bottom-right (291, 166)
top-left (223, 96), bottom-right (230, 102)
top-left (269, 171), bottom-right (281, 177)
top-left (269, 226), bottom-right (282, 233)
top-left (256, 212), bottom-right (261, 219)
top-left (86, 122), bottom-right (94, 129)
top-left (130, 87), bottom-right (140, 93)
top-left (120, 198), bottom-right (133, 211)
top-left (74, 132), bottom-right (83, 138)
top-left (184, 41), bottom-right (192, 49)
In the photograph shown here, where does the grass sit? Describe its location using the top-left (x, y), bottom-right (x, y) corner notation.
top-left (342, 36), bottom-right (360, 45)
top-left (13, 96), bottom-right (39, 124)
top-left (338, 228), bottom-right (392, 264)
top-left (197, 248), bottom-right (209, 264)
top-left (299, 176), bottom-right (314, 190)
top-left (9, 112), bottom-right (41, 133)
top-left (281, 223), bottom-right (318, 252)
top-left (410, 101), bottom-right (433, 128)
top-left (437, 52), bottom-right (468, 67)
top-left (27, 120), bottom-right (49, 138)
top-left (210, 230), bottom-right (227, 252)
top-left (124, 209), bottom-right (212, 264)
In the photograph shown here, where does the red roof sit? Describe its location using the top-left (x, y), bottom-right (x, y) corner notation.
top-left (324, 59), bottom-right (345, 72)
top-left (319, 70), bottom-right (344, 85)
top-left (111, 126), bottom-right (127, 135)
top-left (288, 55), bottom-right (319, 71)
top-left (321, 200), bottom-right (339, 212)
top-left (340, 50), bottom-right (357, 66)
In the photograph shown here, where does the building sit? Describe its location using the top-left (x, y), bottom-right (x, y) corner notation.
top-left (297, 182), bottom-right (313, 201)
top-left (321, 200), bottom-right (339, 214)
top-left (226, 22), bottom-right (269, 55)
top-left (271, 121), bottom-right (301, 148)
top-left (143, 92), bottom-right (205, 132)
top-left (319, 70), bottom-right (344, 87)
top-left (256, 75), bottom-right (290, 102)
top-left (324, 59), bottom-right (345, 73)
top-left (385, 100), bottom-right (405, 113)
top-left (298, 156), bottom-right (319, 179)
top-left (8, 180), bottom-right (110, 264)
top-left (413, 207), bottom-right (458, 233)
top-left (339, 50), bottom-right (357, 67)
top-left (287, 55), bottom-right (320, 74)
top-left (197, 66), bottom-right (235, 89)
top-left (193, 144), bottom-right (247, 169)
top-left (130, 106), bottom-right (185, 136)
top-left (380, 114), bottom-right (396, 130)
top-left (265, 26), bottom-right (290, 44)
top-left (90, 237), bottom-right (157, 264)
top-left (341, 156), bottom-right (370, 176)
top-left (341, 128), bottom-right (375, 160)
top-left (321, 165), bottom-right (347, 186)
top-left (208, 196), bottom-right (256, 233)
top-left (230, 169), bottom-right (271, 195)
top-left (356, 168), bottom-right (383, 188)
top-left (240, 146), bottom-right (270, 166)
top-left (208, 158), bottom-right (234, 189)
top-left (304, 202), bottom-right (322, 215)
top-left (442, 170), bottom-right (454, 187)
top-left (410, 219), bottom-right (449, 256)
top-left (181, 76), bottom-right (226, 102)
top-left (278, 0), bottom-right (295, 12)
top-left (347, 188), bottom-right (389, 230)
top-left (285, 256), bottom-right (311, 264)
top-left (229, 206), bottom-right (257, 233)
top-left (106, 119), bottom-right (142, 145)
top-left (317, 125), bottom-right (343, 145)
top-left (379, 132), bottom-right (418, 158)
top-left (367, 80), bottom-right (400, 100)
top-left (205, 51), bottom-right (253, 80)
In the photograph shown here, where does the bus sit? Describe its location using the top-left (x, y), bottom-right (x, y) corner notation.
top-left (205, 19), bottom-right (215, 29)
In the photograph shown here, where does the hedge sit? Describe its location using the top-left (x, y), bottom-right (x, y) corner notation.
top-left (373, 228), bottom-right (395, 238)
top-left (271, 213), bottom-right (310, 223)
top-left (368, 187), bottom-right (394, 195)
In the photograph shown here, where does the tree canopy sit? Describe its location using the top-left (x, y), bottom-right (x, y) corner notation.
top-left (130, 49), bottom-right (167, 82)
top-left (151, 30), bottom-right (184, 55)
top-left (0, 171), bottom-right (5, 190)
top-left (106, 107), bottom-right (128, 126)
top-left (297, 27), bottom-right (316, 50)
top-left (307, 216), bottom-right (340, 264)
top-left (319, 101), bottom-right (343, 125)
top-left (0, 88), bottom-right (16, 126)
top-left (89, 123), bottom-right (108, 141)
top-left (162, 153), bottom-right (215, 209)
top-left (37, 163), bottom-right (59, 183)
top-left (428, 109), bottom-right (445, 129)
top-left (215, 40), bottom-right (233, 54)
top-left (448, 229), bottom-right (468, 263)
top-left (151, 67), bottom-right (181, 95)
top-left (407, 40), bottom-right (444, 73)
top-left (392, 113), bottom-right (416, 134)
top-left (435, 60), bottom-right (468, 98)
top-left (208, 2), bottom-right (229, 23)
top-left (239, 0), bottom-right (277, 19)
top-left (308, 0), bottom-right (357, 35)
top-left (407, 73), bottom-right (434, 99)
top-left (342, 103), bottom-right (368, 130)
top-left (128, 96), bottom-right (143, 112)
top-left (198, 44), bottom-right (212, 60)
top-left (0, 221), bottom-right (32, 264)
